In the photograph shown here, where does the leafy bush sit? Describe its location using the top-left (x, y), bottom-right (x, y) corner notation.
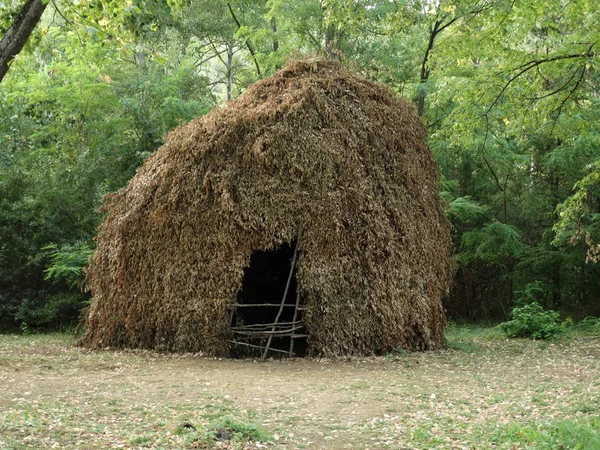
top-left (16, 292), bottom-right (88, 331)
top-left (7, 242), bottom-right (94, 331)
top-left (501, 302), bottom-right (566, 340)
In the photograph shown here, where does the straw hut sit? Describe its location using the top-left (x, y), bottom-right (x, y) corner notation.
top-left (79, 60), bottom-right (452, 357)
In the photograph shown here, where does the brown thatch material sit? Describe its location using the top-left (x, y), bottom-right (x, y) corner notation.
top-left (79, 60), bottom-right (452, 356)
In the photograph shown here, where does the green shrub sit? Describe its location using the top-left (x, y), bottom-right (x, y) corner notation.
top-left (10, 242), bottom-right (94, 331)
top-left (16, 292), bottom-right (88, 331)
top-left (501, 302), bottom-right (566, 340)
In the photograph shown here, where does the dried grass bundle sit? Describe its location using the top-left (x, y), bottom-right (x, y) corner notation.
top-left (79, 60), bottom-right (452, 356)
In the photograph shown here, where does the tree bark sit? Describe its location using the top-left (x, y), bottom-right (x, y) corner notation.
top-left (226, 41), bottom-right (233, 101)
top-left (271, 17), bottom-right (278, 52)
top-left (417, 19), bottom-right (440, 116)
top-left (0, 0), bottom-right (49, 83)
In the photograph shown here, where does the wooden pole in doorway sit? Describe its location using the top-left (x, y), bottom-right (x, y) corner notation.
top-left (261, 227), bottom-right (302, 360)
top-left (289, 289), bottom-right (302, 356)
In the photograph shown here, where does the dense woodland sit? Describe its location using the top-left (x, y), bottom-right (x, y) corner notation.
top-left (1, 0), bottom-right (599, 331)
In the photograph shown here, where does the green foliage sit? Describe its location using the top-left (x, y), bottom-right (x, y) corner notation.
top-left (208, 416), bottom-right (272, 443)
top-left (578, 316), bottom-right (600, 336)
top-left (43, 243), bottom-right (93, 289)
top-left (423, 0), bottom-right (600, 318)
top-left (483, 418), bottom-right (600, 450)
top-left (554, 163), bottom-right (600, 263)
top-left (0, 13), bottom-right (213, 329)
top-left (445, 195), bottom-right (490, 223)
top-left (457, 221), bottom-right (524, 269)
top-left (500, 302), bottom-right (566, 340)
top-left (513, 281), bottom-right (550, 307)
top-left (16, 292), bottom-right (88, 332)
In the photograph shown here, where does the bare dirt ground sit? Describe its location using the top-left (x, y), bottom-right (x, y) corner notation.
top-left (0, 330), bottom-right (599, 449)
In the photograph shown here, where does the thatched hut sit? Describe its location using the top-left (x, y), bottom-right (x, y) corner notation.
top-left (80, 60), bottom-right (452, 357)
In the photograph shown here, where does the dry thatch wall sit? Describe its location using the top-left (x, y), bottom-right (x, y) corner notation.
top-left (80, 60), bottom-right (452, 356)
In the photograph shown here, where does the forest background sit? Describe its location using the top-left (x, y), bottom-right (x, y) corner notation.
top-left (1, 0), bottom-right (599, 331)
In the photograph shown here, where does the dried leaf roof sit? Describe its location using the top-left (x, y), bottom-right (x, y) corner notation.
top-left (79, 60), bottom-right (452, 356)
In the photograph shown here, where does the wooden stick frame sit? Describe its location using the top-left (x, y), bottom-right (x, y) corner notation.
top-left (228, 227), bottom-right (306, 359)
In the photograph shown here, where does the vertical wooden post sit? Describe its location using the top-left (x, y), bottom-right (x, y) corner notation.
top-left (289, 289), bottom-right (301, 357)
top-left (261, 228), bottom-right (302, 361)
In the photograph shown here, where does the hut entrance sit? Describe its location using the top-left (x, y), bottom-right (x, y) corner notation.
top-left (229, 241), bottom-right (307, 359)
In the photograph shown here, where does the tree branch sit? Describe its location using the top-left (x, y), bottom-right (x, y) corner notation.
top-left (550, 65), bottom-right (587, 134)
top-left (485, 45), bottom-right (596, 116)
top-left (209, 39), bottom-right (227, 67)
top-left (416, 0), bottom-right (491, 117)
top-left (417, 18), bottom-right (441, 116)
top-left (271, 16), bottom-right (278, 52)
top-left (0, 0), bottom-right (49, 83)
top-left (50, 0), bottom-right (85, 47)
top-left (482, 154), bottom-right (504, 194)
top-left (225, 2), bottom-right (261, 76)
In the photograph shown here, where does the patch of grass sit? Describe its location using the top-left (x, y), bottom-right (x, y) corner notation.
top-left (349, 380), bottom-right (370, 390)
top-left (0, 332), bottom-right (75, 344)
top-left (574, 316), bottom-right (600, 336)
top-left (172, 416), bottom-right (272, 448)
top-left (445, 323), bottom-right (504, 352)
top-left (200, 398), bottom-right (237, 420)
top-left (210, 416), bottom-right (272, 442)
top-left (129, 435), bottom-right (152, 445)
top-left (482, 418), bottom-right (600, 449)
top-left (446, 322), bottom-right (505, 339)
top-left (491, 393), bottom-right (506, 404)
top-left (0, 395), bottom-right (270, 450)
top-left (368, 416), bottom-right (600, 449)
top-left (446, 339), bottom-right (479, 353)
top-left (531, 394), bottom-right (549, 406)
top-left (574, 403), bottom-right (599, 414)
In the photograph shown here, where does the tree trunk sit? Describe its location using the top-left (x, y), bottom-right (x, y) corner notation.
top-left (0, 0), bottom-right (49, 83)
top-left (226, 42), bottom-right (233, 101)
top-left (271, 17), bottom-right (279, 52)
top-left (418, 20), bottom-right (441, 116)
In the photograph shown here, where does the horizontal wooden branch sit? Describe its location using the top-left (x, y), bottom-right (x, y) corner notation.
top-left (231, 321), bottom-right (303, 330)
top-left (233, 333), bottom-right (308, 340)
top-left (231, 326), bottom-right (306, 337)
top-left (230, 303), bottom-right (298, 308)
top-left (228, 340), bottom-right (292, 355)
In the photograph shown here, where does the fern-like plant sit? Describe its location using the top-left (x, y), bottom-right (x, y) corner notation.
top-left (43, 242), bottom-right (94, 289)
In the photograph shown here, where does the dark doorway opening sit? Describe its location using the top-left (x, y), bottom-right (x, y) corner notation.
top-left (229, 242), bottom-right (307, 358)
